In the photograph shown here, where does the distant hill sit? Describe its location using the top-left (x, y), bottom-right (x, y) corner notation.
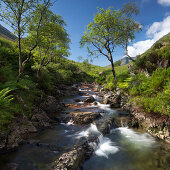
top-left (105, 56), bottom-right (135, 68)
top-left (0, 24), bottom-right (17, 41)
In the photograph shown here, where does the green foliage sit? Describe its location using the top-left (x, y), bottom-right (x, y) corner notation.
top-left (0, 88), bottom-right (14, 131)
top-left (96, 65), bottom-right (129, 90)
top-left (114, 60), bottom-right (121, 67)
top-left (0, 88), bottom-right (14, 108)
top-left (131, 33), bottom-right (170, 73)
top-left (129, 68), bottom-right (169, 96)
top-left (129, 68), bottom-right (170, 115)
top-left (118, 77), bottom-right (132, 90)
top-left (104, 82), bottom-right (116, 91)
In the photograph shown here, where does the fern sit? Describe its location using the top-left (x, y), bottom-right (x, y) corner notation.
top-left (0, 88), bottom-right (14, 108)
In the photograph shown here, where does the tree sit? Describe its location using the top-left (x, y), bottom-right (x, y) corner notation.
top-left (80, 8), bottom-right (124, 81)
top-left (121, 2), bottom-right (141, 62)
top-left (25, 6), bottom-right (70, 77)
top-left (0, 0), bottom-right (51, 75)
top-left (80, 3), bottom-right (140, 81)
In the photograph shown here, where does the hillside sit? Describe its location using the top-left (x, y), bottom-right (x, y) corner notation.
top-left (106, 56), bottom-right (136, 68)
top-left (0, 36), bottom-right (102, 135)
top-left (0, 24), bottom-right (17, 41)
top-left (96, 32), bottom-right (170, 116)
top-left (132, 32), bottom-right (170, 74)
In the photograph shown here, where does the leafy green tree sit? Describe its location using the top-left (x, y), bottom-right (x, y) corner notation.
top-left (80, 7), bottom-right (124, 81)
top-left (121, 2), bottom-right (141, 62)
top-left (0, 0), bottom-right (51, 75)
top-left (80, 2), bottom-right (140, 81)
top-left (25, 6), bottom-right (70, 77)
top-left (0, 0), bottom-right (36, 75)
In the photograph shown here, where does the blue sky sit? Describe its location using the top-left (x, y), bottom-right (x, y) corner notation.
top-left (1, 0), bottom-right (170, 66)
top-left (50, 0), bottom-right (170, 66)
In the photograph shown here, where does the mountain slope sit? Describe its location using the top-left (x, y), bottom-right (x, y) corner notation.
top-left (0, 24), bottom-right (17, 41)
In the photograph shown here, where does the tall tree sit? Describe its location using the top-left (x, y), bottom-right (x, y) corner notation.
top-left (25, 7), bottom-right (70, 77)
top-left (121, 2), bottom-right (141, 62)
top-left (80, 3), bottom-right (140, 81)
top-left (0, 0), bottom-right (51, 75)
top-left (80, 8), bottom-right (124, 81)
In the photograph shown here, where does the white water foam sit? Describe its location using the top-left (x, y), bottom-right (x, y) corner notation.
top-left (81, 95), bottom-right (90, 97)
top-left (79, 89), bottom-right (86, 91)
top-left (66, 119), bottom-right (74, 125)
top-left (95, 135), bottom-right (119, 158)
top-left (97, 102), bottom-right (117, 114)
top-left (116, 127), bottom-right (156, 148)
top-left (75, 124), bottom-right (100, 139)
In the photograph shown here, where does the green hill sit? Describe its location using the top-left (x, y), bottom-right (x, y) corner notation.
top-left (96, 33), bottom-right (170, 116)
top-left (0, 24), bottom-right (17, 41)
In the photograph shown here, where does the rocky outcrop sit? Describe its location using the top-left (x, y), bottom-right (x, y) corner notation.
top-left (97, 116), bottom-right (118, 135)
top-left (70, 111), bottom-right (101, 125)
top-left (95, 83), bottom-right (170, 143)
top-left (0, 115), bottom-right (37, 153)
top-left (128, 104), bottom-right (170, 143)
top-left (40, 96), bottom-right (65, 118)
top-left (51, 136), bottom-right (98, 170)
top-left (102, 91), bottom-right (121, 108)
top-left (83, 96), bottom-right (95, 103)
top-left (31, 107), bottom-right (54, 130)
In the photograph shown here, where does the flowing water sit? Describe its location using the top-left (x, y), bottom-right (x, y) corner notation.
top-left (0, 86), bottom-right (169, 170)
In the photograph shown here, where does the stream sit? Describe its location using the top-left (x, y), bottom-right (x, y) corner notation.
top-left (0, 85), bottom-right (169, 170)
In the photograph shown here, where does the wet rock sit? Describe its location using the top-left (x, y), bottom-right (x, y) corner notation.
top-left (31, 107), bottom-right (53, 129)
top-left (40, 96), bottom-right (64, 116)
top-left (128, 103), bottom-right (170, 143)
top-left (70, 111), bottom-right (101, 125)
top-left (98, 116), bottom-right (118, 135)
top-left (83, 96), bottom-right (95, 103)
top-left (51, 136), bottom-right (98, 170)
top-left (62, 115), bottom-right (74, 124)
top-left (0, 115), bottom-right (38, 152)
top-left (103, 93), bottom-right (121, 108)
top-left (93, 101), bottom-right (98, 105)
top-left (110, 103), bottom-right (120, 108)
top-left (75, 99), bottom-right (81, 102)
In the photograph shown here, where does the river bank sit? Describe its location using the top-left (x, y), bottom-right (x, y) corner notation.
top-left (94, 84), bottom-right (170, 143)
top-left (0, 84), bottom-right (80, 154)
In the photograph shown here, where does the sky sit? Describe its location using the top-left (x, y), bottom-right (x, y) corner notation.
top-left (1, 0), bottom-right (170, 66)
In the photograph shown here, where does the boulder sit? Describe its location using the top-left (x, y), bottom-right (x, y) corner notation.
top-left (83, 96), bottom-right (95, 103)
top-left (51, 136), bottom-right (98, 170)
top-left (103, 93), bottom-right (121, 108)
top-left (31, 107), bottom-right (53, 129)
top-left (93, 101), bottom-right (98, 105)
top-left (0, 115), bottom-right (37, 152)
top-left (70, 111), bottom-right (101, 125)
top-left (75, 99), bottom-right (81, 102)
top-left (40, 96), bottom-right (64, 116)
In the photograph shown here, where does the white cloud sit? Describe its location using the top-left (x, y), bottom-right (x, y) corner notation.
top-left (127, 16), bottom-right (170, 57)
top-left (158, 0), bottom-right (170, 6)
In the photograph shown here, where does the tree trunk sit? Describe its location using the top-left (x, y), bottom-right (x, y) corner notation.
top-left (18, 34), bottom-right (22, 75)
top-left (110, 57), bottom-right (117, 82)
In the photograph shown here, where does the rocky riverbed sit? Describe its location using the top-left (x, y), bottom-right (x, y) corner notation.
top-left (0, 83), bottom-right (169, 170)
